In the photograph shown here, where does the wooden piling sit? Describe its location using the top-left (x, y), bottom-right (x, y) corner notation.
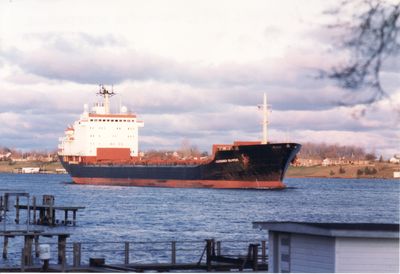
top-left (261, 240), bottom-right (266, 263)
top-left (2, 236), bottom-right (8, 259)
top-left (49, 204), bottom-right (54, 226)
top-left (251, 244), bottom-right (259, 271)
top-left (32, 196), bottom-right (36, 224)
top-left (171, 241), bottom-right (176, 265)
top-left (205, 239), bottom-right (213, 271)
top-left (216, 241), bottom-right (221, 256)
top-left (40, 208), bottom-right (45, 225)
top-left (20, 248), bottom-right (25, 272)
top-left (124, 242), bottom-right (130, 264)
top-left (34, 235), bottom-right (39, 257)
top-left (64, 210), bottom-right (68, 225)
top-left (15, 196), bottom-right (20, 224)
top-left (73, 242), bottom-right (81, 267)
top-left (23, 235), bottom-right (33, 266)
top-left (58, 235), bottom-right (67, 265)
top-left (4, 194), bottom-right (9, 211)
top-left (73, 210), bottom-right (77, 226)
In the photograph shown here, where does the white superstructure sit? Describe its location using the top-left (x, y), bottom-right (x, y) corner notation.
top-left (58, 86), bottom-right (144, 159)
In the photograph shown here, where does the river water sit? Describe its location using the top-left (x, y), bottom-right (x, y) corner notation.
top-left (0, 174), bottom-right (399, 266)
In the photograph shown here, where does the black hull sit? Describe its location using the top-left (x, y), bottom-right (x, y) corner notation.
top-left (59, 143), bottom-right (301, 188)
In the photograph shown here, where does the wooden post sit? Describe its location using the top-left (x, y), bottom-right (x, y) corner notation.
top-left (51, 208), bottom-right (55, 226)
top-left (34, 235), bottom-right (39, 258)
top-left (15, 196), bottom-right (20, 224)
top-left (23, 235), bottom-right (33, 266)
top-left (2, 236), bottom-right (8, 259)
top-left (73, 210), bottom-right (77, 226)
top-left (64, 210), bottom-right (68, 225)
top-left (58, 235), bottom-right (67, 265)
top-left (171, 241), bottom-right (176, 265)
top-left (20, 248), bottom-right (25, 272)
top-left (206, 239), bottom-right (213, 272)
top-left (73, 242), bottom-right (81, 267)
top-left (4, 194), bottom-right (9, 211)
top-left (216, 241), bottom-right (221, 256)
top-left (252, 244), bottom-right (259, 271)
top-left (261, 240), bottom-right (266, 264)
top-left (124, 242), bottom-right (129, 265)
top-left (32, 196), bottom-right (36, 224)
top-left (39, 209), bottom-right (44, 225)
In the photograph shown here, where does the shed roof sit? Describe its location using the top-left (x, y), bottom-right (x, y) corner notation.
top-left (253, 222), bottom-right (399, 238)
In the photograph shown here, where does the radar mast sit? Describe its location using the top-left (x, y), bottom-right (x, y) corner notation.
top-left (97, 85), bottom-right (116, 114)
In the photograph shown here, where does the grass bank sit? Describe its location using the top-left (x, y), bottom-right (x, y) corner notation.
top-left (287, 162), bottom-right (399, 179)
top-left (0, 160), bottom-right (63, 173)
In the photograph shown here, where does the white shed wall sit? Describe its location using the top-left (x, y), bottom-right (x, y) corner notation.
top-left (269, 231), bottom-right (335, 273)
top-left (335, 237), bottom-right (399, 273)
top-left (290, 234), bottom-right (335, 273)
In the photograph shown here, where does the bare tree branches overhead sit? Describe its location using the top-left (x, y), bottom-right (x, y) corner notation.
top-left (324, 0), bottom-right (399, 105)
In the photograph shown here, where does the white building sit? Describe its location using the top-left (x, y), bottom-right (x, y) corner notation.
top-left (389, 156), bottom-right (400, 164)
top-left (21, 167), bottom-right (40, 174)
top-left (253, 221), bottom-right (399, 273)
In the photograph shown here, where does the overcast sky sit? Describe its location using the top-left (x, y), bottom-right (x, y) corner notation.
top-left (0, 0), bottom-right (399, 157)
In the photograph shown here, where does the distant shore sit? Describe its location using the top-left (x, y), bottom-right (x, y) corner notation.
top-left (0, 160), bottom-right (398, 179)
top-left (0, 160), bottom-right (63, 174)
top-left (286, 162), bottom-right (399, 179)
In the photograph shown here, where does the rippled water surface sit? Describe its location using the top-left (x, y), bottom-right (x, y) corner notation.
top-left (0, 174), bottom-right (399, 265)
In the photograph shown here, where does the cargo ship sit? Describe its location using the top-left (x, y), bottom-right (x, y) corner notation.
top-left (58, 86), bottom-right (301, 189)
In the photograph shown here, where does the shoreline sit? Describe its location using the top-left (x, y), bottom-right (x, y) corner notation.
top-left (286, 162), bottom-right (399, 180)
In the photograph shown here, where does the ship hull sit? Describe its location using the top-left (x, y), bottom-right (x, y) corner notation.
top-left (59, 143), bottom-right (301, 189)
top-left (71, 177), bottom-right (285, 189)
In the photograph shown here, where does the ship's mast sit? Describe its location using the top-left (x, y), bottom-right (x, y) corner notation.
top-left (262, 93), bottom-right (268, 144)
top-left (97, 85), bottom-right (116, 114)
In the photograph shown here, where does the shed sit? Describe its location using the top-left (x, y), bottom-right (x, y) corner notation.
top-left (253, 222), bottom-right (399, 273)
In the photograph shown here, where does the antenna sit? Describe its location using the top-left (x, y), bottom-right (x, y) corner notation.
top-left (97, 84), bottom-right (116, 97)
top-left (96, 84), bottom-right (116, 114)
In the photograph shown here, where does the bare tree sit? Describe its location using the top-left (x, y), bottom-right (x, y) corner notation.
top-left (323, 0), bottom-right (399, 105)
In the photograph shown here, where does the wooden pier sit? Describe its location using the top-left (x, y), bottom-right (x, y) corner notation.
top-left (15, 204), bottom-right (84, 226)
top-left (0, 230), bottom-right (70, 266)
top-left (0, 238), bottom-right (268, 272)
top-left (13, 194), bottom-right (85, 226)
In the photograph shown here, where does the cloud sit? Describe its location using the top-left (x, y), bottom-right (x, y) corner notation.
top-left (1, 32), bottom-right (352, 113)
top-left (0, 0), bottom-right (398, 158)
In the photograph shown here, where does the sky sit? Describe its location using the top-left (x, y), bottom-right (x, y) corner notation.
top-left (0, 0), bottom-right (399, 157)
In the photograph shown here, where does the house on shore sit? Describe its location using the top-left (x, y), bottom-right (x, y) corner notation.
top-left (253, 221), bottom-right (399, 273)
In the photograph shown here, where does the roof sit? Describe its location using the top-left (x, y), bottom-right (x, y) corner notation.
top-left (253, 221), bottom-right (400, 239)
top-left (88, 113), bottom-right (136, 118)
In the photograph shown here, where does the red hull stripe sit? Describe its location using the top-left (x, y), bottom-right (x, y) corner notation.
top-left (72, 177), bottom-right (286, 189)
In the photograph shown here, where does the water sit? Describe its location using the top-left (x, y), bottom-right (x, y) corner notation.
top-left (0, 174), bottom-right (399, 266)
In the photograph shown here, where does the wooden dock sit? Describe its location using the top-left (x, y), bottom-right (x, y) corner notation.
top-left (15, 204), bottom-right (84, 226)
top-left (0, 230), bottom-right (70, 266)
top-left (0, 238), bottom-right (268, 272)
top-left (11, 194), bottom-right (85, 226)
